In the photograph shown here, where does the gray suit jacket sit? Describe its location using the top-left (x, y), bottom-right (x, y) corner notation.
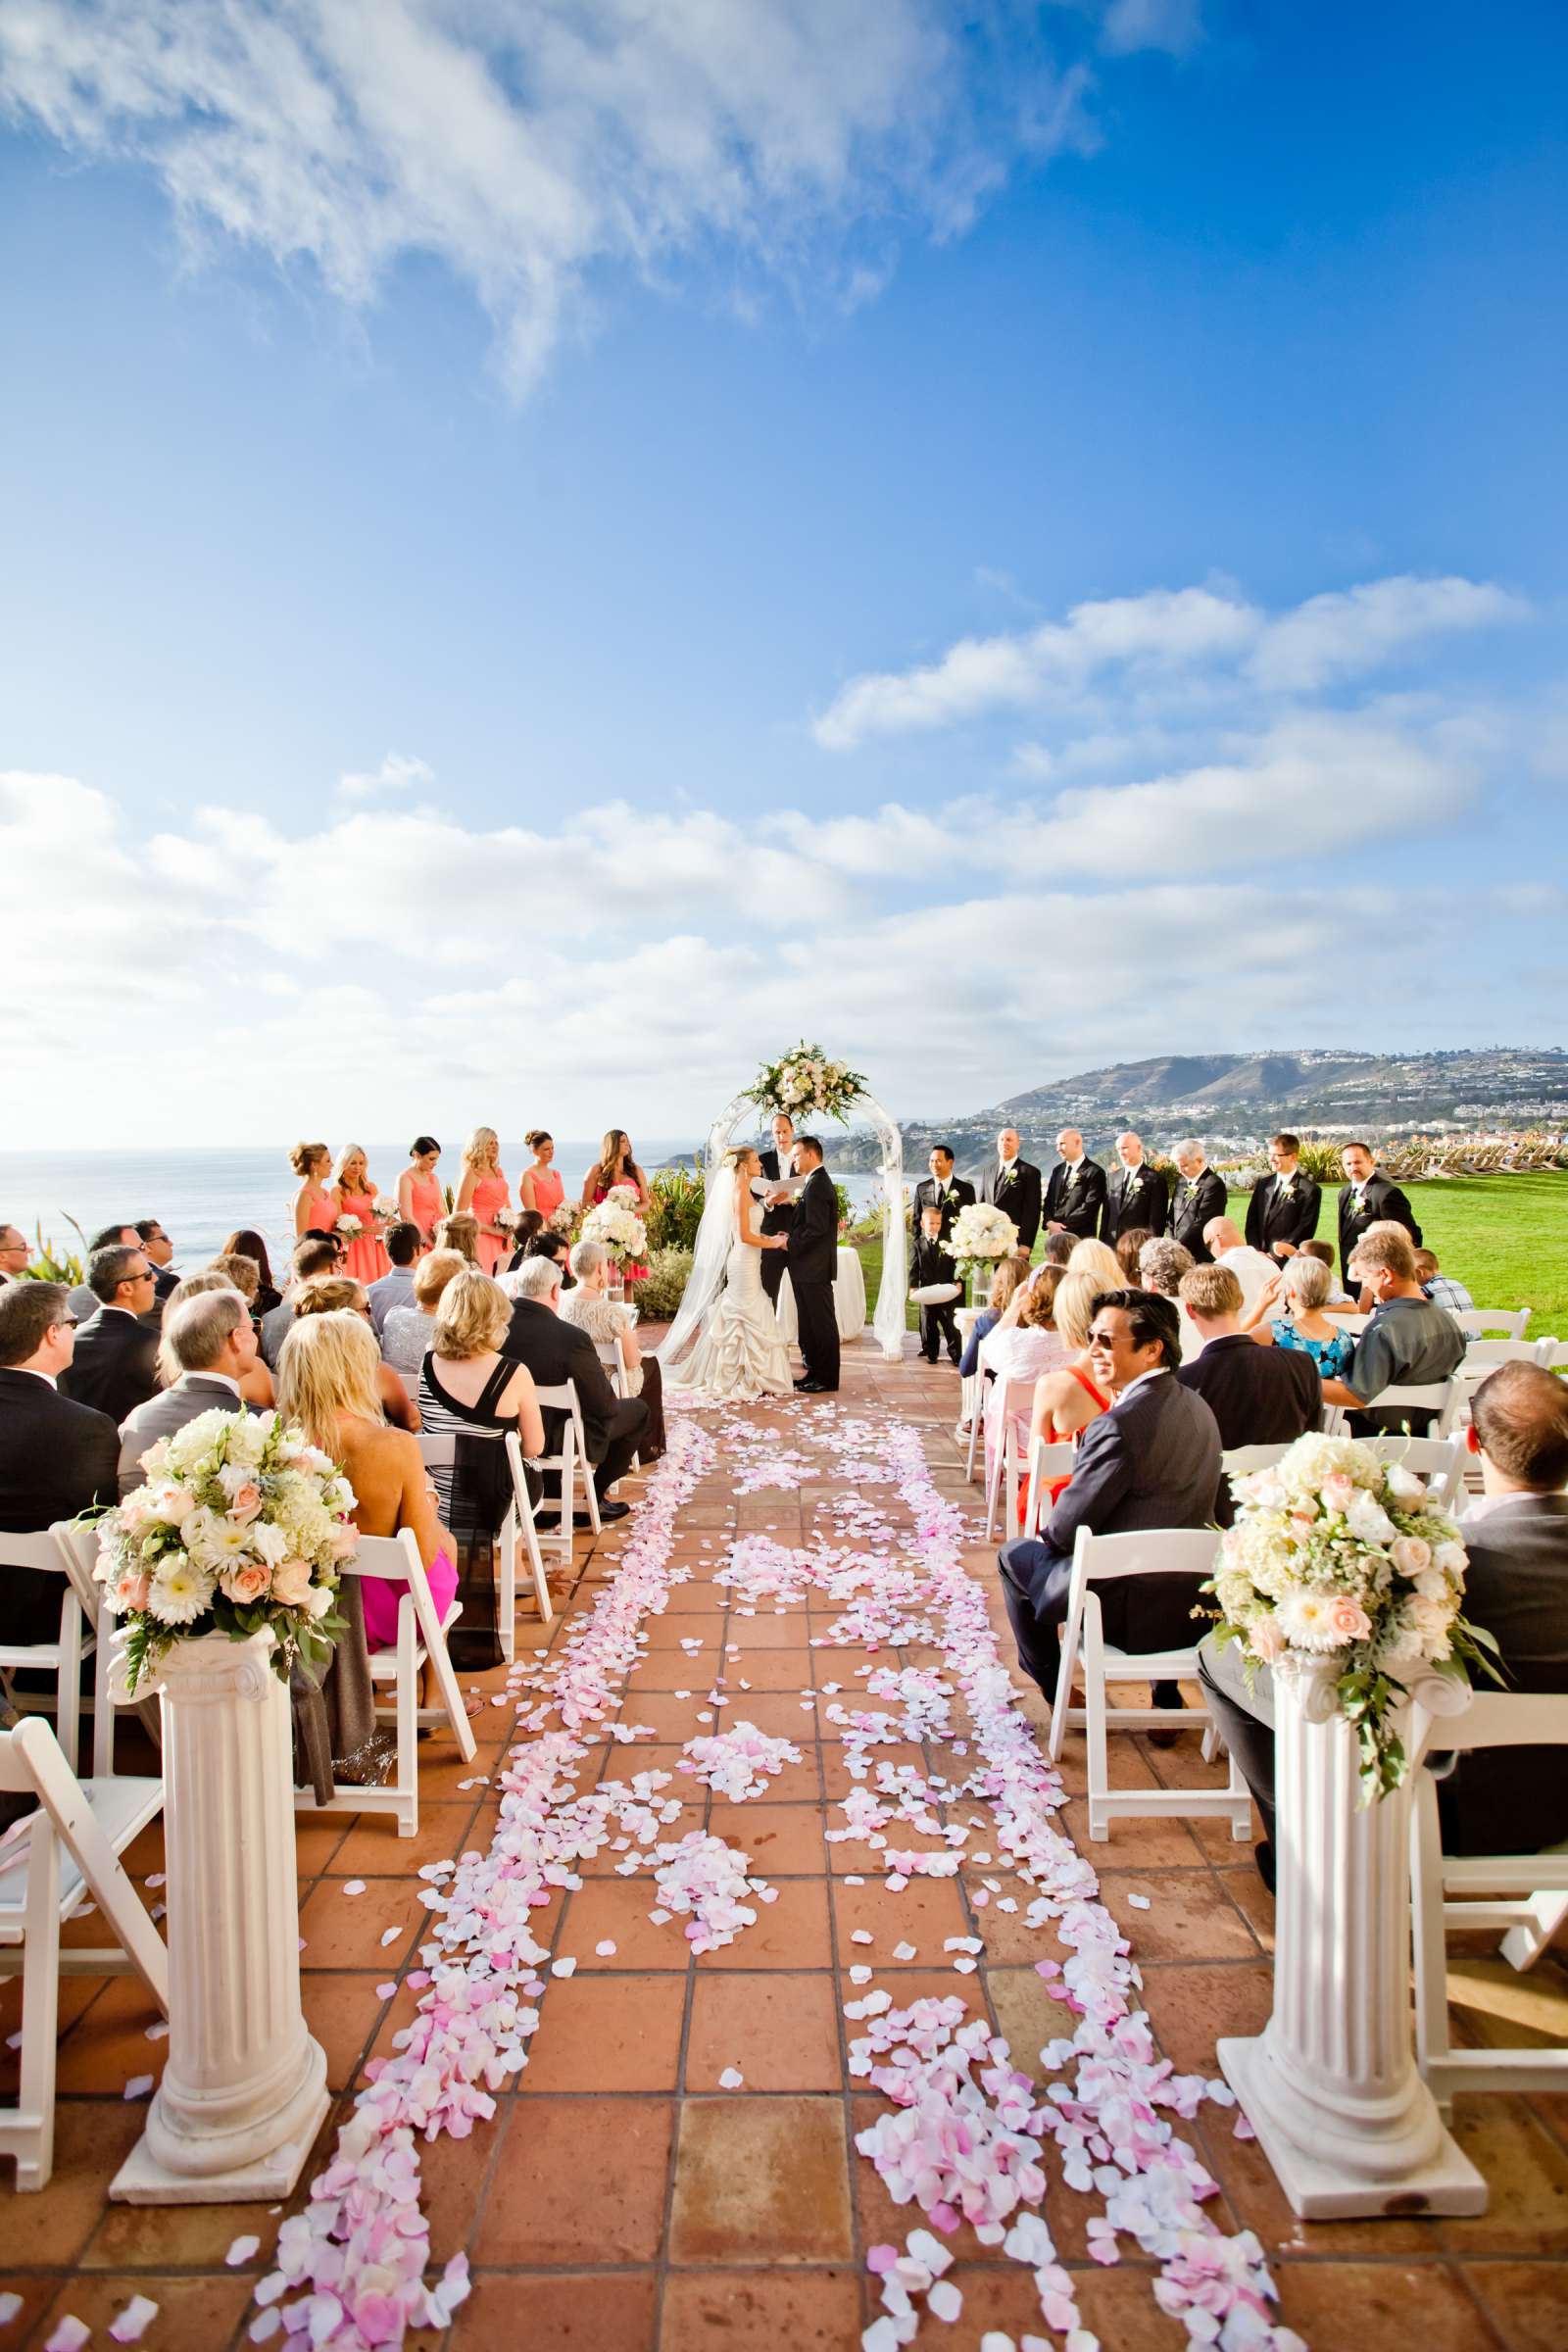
top-left (118, 1375), bottom-right (257, 1494)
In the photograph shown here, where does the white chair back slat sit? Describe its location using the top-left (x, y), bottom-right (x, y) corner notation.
top-left (531, 1380), bottom-right (600, 1544)
top-left (1020, 1437), bottom-right (1077, 1539)
top-left (1358, 1435), bottom-right (1468, 1511)
top-left (1457, 1338), bottom-right (1548, 1372)
top-left (1362, 1379), bottom-right (1461, 1435)
top-left (0, 1527), bottom-right (93, 1775)
top-left (1452, 1308), bottom-right (1531, 1340)
top-left (504, 1432), bottom-right (554, 1631)
top-left (1221, 1442), bottom-right (1293, 1480)
top-left (398, 1370), bottom-right (421, 1402)
top-left (982, 1375), bottom-right (1043, 1541)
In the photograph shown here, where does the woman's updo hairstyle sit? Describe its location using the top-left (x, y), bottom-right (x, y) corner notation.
top-left (289, 1141), bottom-right (328, 1177)
top-left (524, 1129), bottom-right (552, 1151)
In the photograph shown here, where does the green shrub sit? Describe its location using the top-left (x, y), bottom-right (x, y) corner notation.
top-left (646, 1161), bottom-right (706, 1251)
top-left (637, 1248), bottom-right (694, 1320)
top-left (20, 1219), bottom-right (84, 1285)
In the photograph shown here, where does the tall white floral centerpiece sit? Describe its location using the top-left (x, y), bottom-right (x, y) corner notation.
top-left (948, 1200), bottom-right (1019, 1306)
top-left (93, 1408), bottom-right (355, 2203)
top-left (581, 1184), bottom-right (648, 1269)
top-left (1208, 1432), bottom-right (1495, 2219)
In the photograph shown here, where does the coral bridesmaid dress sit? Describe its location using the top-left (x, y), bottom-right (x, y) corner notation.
top-left (470, 1173), bottom-right (512, 1274)
top-left (304, 1187), bottom-right (337, 1237)
top-left (526, 1167), bottom-right (565, 1224)
top-left (407, 1173), bottom-right (443, 1241)
top-left (339, 1188), bottom-right (390, 1284)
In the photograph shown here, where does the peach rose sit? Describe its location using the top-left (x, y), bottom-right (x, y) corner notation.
top-left (1248, 1616), bottom-right (1287, 1664)
top-left (1390, 1535), bottom-right (1432, 1577)
top-left (1322, 1475), bottom-right (1358, 1513)
top-left (228, 1483), bottom-right (264, 1524)
top-left (1327, 1595), bottom-right (1372, 1642)
top-left (115, 1571), bottom-right (152, 1613)
top-left (220, 1560), bottom-right (271, 1605)
top-left (270, 1556), bottom-right (314, 1608)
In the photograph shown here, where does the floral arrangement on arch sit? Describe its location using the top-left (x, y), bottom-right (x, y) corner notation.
top-left (89, 1408), bottom-right (353, 1692)
top-left (748, 1041), bottom-right (867, 1124)
top-left (1205, 1431), bottom-right (1499, 1799)
top-left (948, 1200), bottom-right (1019, 1279)
top-left (581, 1186), bottom-right (648, 1268)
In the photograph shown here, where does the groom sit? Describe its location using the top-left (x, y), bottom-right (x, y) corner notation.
top-left (786, 1135), bottom-right (839, 1395)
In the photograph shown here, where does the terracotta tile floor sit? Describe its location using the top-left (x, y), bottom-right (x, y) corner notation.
top-left (3, 1337), bottom-right (1567, 2350)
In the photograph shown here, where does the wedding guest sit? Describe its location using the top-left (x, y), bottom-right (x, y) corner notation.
top-left (504, 1209), bottom-right (544, 1271)
top-left (1169, 1142), bottom-right (1227, 1262)
top-left (956, 1251), bottom-right (1031, 1384)
top-left (396, 1137), bottom-right (444, 1242)
top-left (1237, 1252), bottom-right (1356, 1379)
top-left (332, 1144), bottom-right (390, 1285)
top-left (581, 1129), bottom-right (651, 1290)
top-left (367, 1222), bottom-right (424, 1337)
top-left (1114, 1227), bottom-right (1152, 1283)
top-left (208, 1250), bottom-right (263, 1311)
top-left (1176, 1264), bottom-right (1321, 1520)
top-left (221, 1229), bottom-right (281, 1316)
top-left (982, 1269), bottom-right (1072, 1473)
top-left (759, 1111), bottom-right (798, 1306)
top-left (912, 1145), bottom-right (976, 1244)
top-left (1065, 1237), bottom-right (1124, 1293)
top-left (1299, 1237), bottom-right (1356, 1308)
top-left (518, 1130), bottom-right (565, 1224)
top-left (289, 1278), bottom-right (420, 1431)
top-left (1139, 1234), bottom-right (1204, 1366)
top-left (290, 1142), bottom-right (337, 1239)
top-left (561, 1238), bottom-right (665, 1459)
top-left (60, 1245), bottom-right (161, 1422)
top-left (66, 1224), bottom-right (138, 1323)
top-left (525, 1230), bottom-right (575, 1291)
top-left (1101, 1132), bottom-right (1166, 1244)
top-left (1043, 1229), bottom-right (1076, 1270)
top-left (134, 1216), bottom-right (180, 1303)
top-left (1414, 1248), bottom-right (1476, 1320)
top-left (500, 1254), bottom-right (648, 1523)
top-left (1337, 1141), bottom-right (1421, 1281)
top-left (0, 1224), bottom-right (29, 1286)
top-left (0, 1281), bottom-right (119, 1644)
top-left (1319, 1221), bottom-right (1465, 1431)
top-left (978, 1127), bottom-right (1043, 1252)
top-left (417, 1269), bottom-right (546, 1667)
top-left (998, 1289), bottom-right (1221, 1721)
top-left (1200, 1216), bottom-right (1279, 1315)
top-left (434, 1212), bottom-right (482, 1266)
top-left (1044, 1128), bottom-right (1107, 1242)
top-left (120, 1290), bottom-right (261, 1494)
top-left (910, 1204), bottom-right (963, 1365)
top-left (260, 1234), bottom-right (339, 1368)
top-left (457, 1127), bottom-right (513, 1276)
top-left (1244, 1133), bottom-right (1322, 1262)
top-left (1015, 1271), bottom-right (1110, 1526)
top-left (382, 1248), bottom-right (466, 1373)
top-left (159, 1270), bottom-right (276, 1405)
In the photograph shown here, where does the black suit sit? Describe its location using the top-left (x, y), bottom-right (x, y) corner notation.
top-left (1337, 1172), bottom-right (1422, 1280)
top-left (1176, 1334), bottom-right (1320, 1523)
top-left (997, 1374), bottom-right (1222, 1702)
top-left (60, 1307), bottom-right (161, 1426)
top-left (1246, 1171), bottom-right (1322, 1259)
top-left (1101, 1161), bottom-right (1167, 1244)
top-left (0, 1367), bottom-right (120, 1645)
top-left (150, 1263), bottom-right (179, 1305)
top-left (909, 1232), bottom-right (961, 1364)
top-left (786, 1165), bottom-right (839, 1390)
top-left (977, 1159), bottom-right (1043, 1253)
top-left (500, 1298), bottom-right (648, 1500)
top-left (758, 1147), bottom-right (793, 1306)
top-left (1169, 1169), bottom-right (1228, 1262)
top-left (912, 1174), bottom-right (975, 1245)
top-left (1043, 1156), bottom-right (1108, 1242)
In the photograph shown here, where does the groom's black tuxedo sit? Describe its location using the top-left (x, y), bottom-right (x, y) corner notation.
top-left (786, 1165), bottom-right (840, 1390)
top-left (912, 1174), bottom-right (974, 1243)
top-left (1043, 1155), bottom-right (1108, 1242)
top-left (758, 1146), bottom-right (795, 1304)
top-left (1102, 1160), bottom-right (1167, 1244)
top-left (977, 1159), bottom-right (1043, 1252)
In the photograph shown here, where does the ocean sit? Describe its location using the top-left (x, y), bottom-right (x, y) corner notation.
top-left (0, 1144), bottom-right (887, 1271)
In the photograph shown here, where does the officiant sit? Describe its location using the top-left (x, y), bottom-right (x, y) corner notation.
top-left (758, 1109), bottom-right (796, 1305)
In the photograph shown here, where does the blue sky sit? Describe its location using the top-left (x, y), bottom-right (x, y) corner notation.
top-left (3, 0), bottom-right (1565, 1148)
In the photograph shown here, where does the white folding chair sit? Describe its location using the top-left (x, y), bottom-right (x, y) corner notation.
top-left (1452, 1308), bottom-right (1531, 1341)
top-left (1047, 1525), bottom-right (1250, 1841)
top-left (503, 1432), bottom-right (554, 1629)
top-left (52, 1519), bottom-right (150, 1780)
top-left (1409, 1690), bottom-right (1568, 2115)
top-left (1358, 1433), bottom-right (1468, 1510)
top-left (398, 1369), bottom-right (421, 1403)
top-left (532, 1380), bottom-right (600, 1542)
top-left (0, 1718), bottom-right (168, 2189)
top-left (0, 1531), bottom-right (93, 1775)
top-left (1220, 1442), bottom-right (1293, 1483)
top-left (983, 1376), bottom-right (1039, 1540)
top-left (593, 1341), bottom-right (642, 1469)
top-left (1458, 1338), bottom-right (1551, 1374)
top-left (1019, 1436), bottom-right (1077, 1539)
top-left (964, 1368), bottom-right (989, 1484)
top-left (417, 1428), bottom-right (517, 1665)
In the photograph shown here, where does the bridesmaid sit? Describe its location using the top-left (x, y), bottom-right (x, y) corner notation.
top-left (456, 1126), bottom-right (513, 1275)
top-left (291, 1142), bottom-right (337, 1239)
top-left (580, 1128), bottom-right (651, 1289)
top-left (333, 1144), bottom-right (391, 1284)
top-left (518, 1129), bottom-right (565, 1225)
top-left (397, 1135), bottom-right (444, 1241)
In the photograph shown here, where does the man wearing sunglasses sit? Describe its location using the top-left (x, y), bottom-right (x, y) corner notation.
top-left (59, 1245), bottom-right (163, 1424)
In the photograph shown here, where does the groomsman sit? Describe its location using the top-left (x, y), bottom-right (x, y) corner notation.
top-left (1101, 1131), bottom-right (1167, 1244)
top-left (912, 1144), bottom-right (974, 1242)
top-left (1245, 1132), bottom-right (1322, 1262)
top-left (1337, 1141), bottom-right (1421, 1281)
top-left (1043, 1127), bottom-right (1108, 1241)
top-left (1169, 1140), bottom-right (1228, 1263)
top-left (978, 1127), bottom-right (1043, 1252)
top-left (758, 1110), bottom-right (796, 1306)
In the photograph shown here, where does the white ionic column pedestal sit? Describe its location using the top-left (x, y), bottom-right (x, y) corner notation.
top-left (113, 1631), bottom-right (329, 2205)
top-left (1218, 1651), bottom-right (1486, 2220)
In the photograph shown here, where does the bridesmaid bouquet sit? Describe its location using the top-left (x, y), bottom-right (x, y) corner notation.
top-left (336, 1213), bottom-right (365, 1240)
top-left (90, 1408), bottom-right (353, 1692)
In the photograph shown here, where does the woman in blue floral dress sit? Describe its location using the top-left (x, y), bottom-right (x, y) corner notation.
top-left (1239, 1251), bottom-right (1356, 1377)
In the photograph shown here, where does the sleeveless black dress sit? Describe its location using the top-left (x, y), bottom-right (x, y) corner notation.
top-left (416, 1351), bottom-right (519, 1670)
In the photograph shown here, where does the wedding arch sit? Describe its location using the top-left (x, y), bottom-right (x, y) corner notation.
top-left (703, 1045), bottom-right (907, 1359)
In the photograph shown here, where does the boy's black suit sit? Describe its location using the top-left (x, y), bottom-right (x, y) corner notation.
top-left (909, 1231), bottom-right (961, 1364)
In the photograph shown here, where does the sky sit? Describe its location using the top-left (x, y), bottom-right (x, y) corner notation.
top-left (2, 0), bottom-right (1565, 1150)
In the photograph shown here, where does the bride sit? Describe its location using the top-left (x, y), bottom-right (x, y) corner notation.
top-left (661, 1147), bottom-right (795, 1402)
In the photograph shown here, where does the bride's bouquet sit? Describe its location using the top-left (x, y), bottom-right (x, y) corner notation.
top-left (90, 1408), bottom-right (353, 1692)
top-left (582, 1189), bottom-right (648, 1268)
top-left (1204, 1431), bottom-right (1499, 1799)
top-left (948, 1200), bottom-right (1018, 1280)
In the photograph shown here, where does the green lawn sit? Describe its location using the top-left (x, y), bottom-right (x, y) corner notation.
top-left (854, 1168), bottom-right (1568, 1340)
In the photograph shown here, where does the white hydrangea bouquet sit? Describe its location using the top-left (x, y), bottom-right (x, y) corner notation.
top-left (90, 1408), bottom-right (354, 1692)
top-left (749, 1041), bottom-right (866, 1124)
top-left (1205, 1431), bottom-right (1499, 1799)
top-left (948, 1200), bottom-right (1019, 1281)
top-left (335, 1213), bottom-right (364, 1239)
top-left (581, 1185), bottom-right (648, 1267)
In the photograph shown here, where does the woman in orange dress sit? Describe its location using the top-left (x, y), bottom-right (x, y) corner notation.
top-left (397, 1136), bottom-right (444, 1241)
top-left (290, 1141), bottom-right (337, 1240)
top-left (1014, 1271), bottom-right (1112, 1530)
top-left (580, 1128), bottom-right (651, 1287)
top-left (332, 1144), bottom-right (391, 1284)
top-left (518, 1129), bottom-right (565, 1227)
top-left (457, 1126), bottom-right (513, 1275)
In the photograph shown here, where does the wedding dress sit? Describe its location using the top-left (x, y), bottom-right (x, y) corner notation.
top-left (661, 1164), bottom-right (795, 1403)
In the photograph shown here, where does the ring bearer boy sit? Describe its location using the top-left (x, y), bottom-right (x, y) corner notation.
top-left (910, 1201), bottom-right (963, 1365)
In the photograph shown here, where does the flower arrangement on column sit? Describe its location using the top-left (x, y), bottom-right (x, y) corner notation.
top-left (580, 1183), bottom-right (649, 1267)
top-left (948, 1200), bottom-right (1019, 1298)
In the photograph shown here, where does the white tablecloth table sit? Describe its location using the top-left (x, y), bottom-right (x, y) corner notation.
top-left (775, 1246), bottom-right (867, 1346)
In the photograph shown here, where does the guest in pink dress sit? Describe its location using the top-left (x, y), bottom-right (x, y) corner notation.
top-left (397, 1136), bottom-right (444, 1241)
top-left (290, 1141), bottom-right (338, 1240)
top-left (580, 1128), bottom-right (651, 1287)
top-left (518, 1130), bottom-right (566, 1227)
top-left (332, 1145), bottom-right (391, 1284)
top-left (457, 1126), bottom-right (513, 1275)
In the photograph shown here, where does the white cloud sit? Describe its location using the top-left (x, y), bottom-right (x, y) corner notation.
top-left (338, 752), bottom-right (434, 801)
top-left (0, 0), bottom-right (1098, 394)
top-left (1100, 0), bottom-right (1203, 57)
top-left (1249, 575), bottom-right (1531, 692)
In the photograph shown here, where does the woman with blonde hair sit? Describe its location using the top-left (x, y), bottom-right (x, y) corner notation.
top-left (433, 1212), bottom-right (481, 1265)
top-left (382, 1248), bottom-right (466, 1373)
top-left (455, 1127), bottom-right (512, 1276)
top-left (290, 1141), bottom-right (336, 1239)
top-left (332, 1143), bottom-right (390, 1286)
top-left (289, 1275), bottom-right (419, 1431)
top-left (660, 1144), bottom-right (793, 1401)
top-left (1065, 1237), bottom-right (1125, 1293)
top-left (419, 1268), bottom-right (545, 1667)
top-left (157, 1269), bottom-right (275, 1405)
top-left (518, 1129), bottom-right (565, 1224)
top-left (580, 1128), bottom-right (650, 1289)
